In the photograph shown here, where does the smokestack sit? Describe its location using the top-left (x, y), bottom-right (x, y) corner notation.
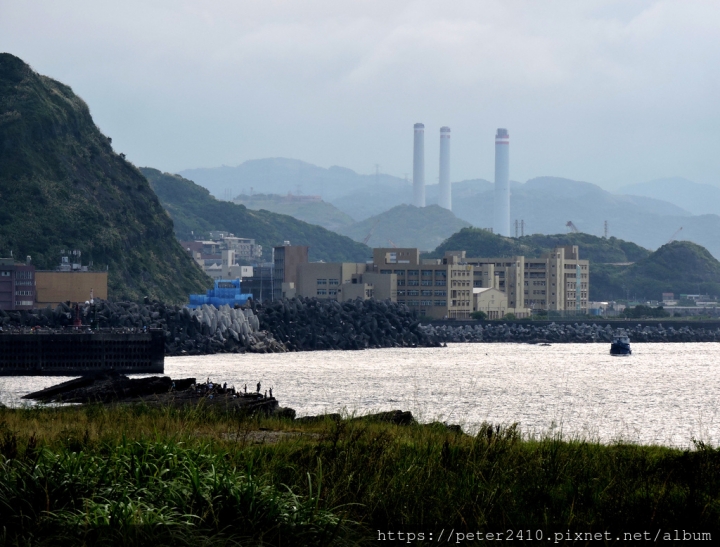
top-left (493, 128), bottom-right (510, 236)
top-left (438, 127), bottom-right (451, 210)
top-left (413, 123), bottom-right (425, 207)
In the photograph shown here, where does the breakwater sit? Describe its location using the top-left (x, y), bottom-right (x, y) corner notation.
top-left (421, 321), bottom-right (720, 343)
top-left (0, 297), bottom-right (442, 355)
top-left (257, 297), bottom-right (442, 350)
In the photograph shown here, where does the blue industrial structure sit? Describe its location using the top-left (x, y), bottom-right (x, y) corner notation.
top-left (187, 279), bottom-right (252, 309)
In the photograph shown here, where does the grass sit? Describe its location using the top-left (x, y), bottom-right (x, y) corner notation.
top-left (1, 404), bottom-right (720, 545)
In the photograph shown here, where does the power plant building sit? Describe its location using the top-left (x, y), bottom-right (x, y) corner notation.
top-left (438, 127), bottom-right (451, 210)
top-left (493, 128), bottom-right (511, 236)
top-left (413, 123), bottom-right (425, 207)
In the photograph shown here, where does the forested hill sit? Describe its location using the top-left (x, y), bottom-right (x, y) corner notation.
top-left (0, 53), bottom-right (209, 303)
top-left (141, 168), bottom-right (372, 263)
top-left (428, 228), bottom-right (651, 264)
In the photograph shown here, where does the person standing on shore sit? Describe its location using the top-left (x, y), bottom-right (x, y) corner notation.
top-left (269, 387), bottom-right (273, 398)
top-left (257, 382), bottom-right (261, 393)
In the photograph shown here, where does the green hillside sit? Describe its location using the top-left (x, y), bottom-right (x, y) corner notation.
top-left (141, 169), bottom-right (371, 263)
top-left (592, 241), bottom-right (720, 301)
top-left (338, 205), bottom-right (471, 251)
top-left (234, 193), bottom-right (355, 232)
top-left (428, 228), bottom-right (651, 264)
top-left (0, 53), bottom-right (209, 303)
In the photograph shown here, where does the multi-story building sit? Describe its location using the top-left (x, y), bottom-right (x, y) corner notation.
top-left (369, 248), bottom-right (475, 319)
top-left (0, 257), bottom-right (36, 311)
top-left (296, 263), bottom-right (396, 302)
top-left (465, 245), bottom-right (589, 314)
top-left (273, 243), bottom-right (309, 301)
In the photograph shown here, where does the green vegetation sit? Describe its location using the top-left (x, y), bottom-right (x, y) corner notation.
top-left (1, 404), bottom-right (719, 545)
top-left (0, 53), bottom-right (209, 303)
top-left (593, 241), bottom-right (720, 301)
top-left (338, 204), bottom-right (470, 251)
top-left (428, 228), bottom-right (650, 264)
top-left (235, 193), bottom-right (356, 232)
top-left (141, 168), bottom-right (371, 263)
top-left (470, 310), bottom-right (487, 320)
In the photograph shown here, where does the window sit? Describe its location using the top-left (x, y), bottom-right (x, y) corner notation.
top-left (329, 289), bottom-right (337, 296)
top-left (421, 290), bottom-right (433, 296)
top-left (380, 269), bottom-right (392, 274)
top-left (434, 300), bottom-right (447, 306)
top-left (397, 300), bottom-right (406, 304)
top-left (434, 290), bottom-right (447, 296)
top-left (436, 271), bottom-right (447, 278)
top-left (407, 280), bottom-right (419, 286)
top-left (435, 280), bottom-right (447, 286)
top-left (421, 280), bottom-right (432, 286)
top-left (317, 289), bottom-right (327, 295)
top-left (420, 300), bottom-right (432, 306)
top-left (317, 279), bottom-right (327, 285)
top-left (397, 280), bottom-right (405, 286)
top-left (397, 290), bottom-right (406, 296)
top-left (407, 290), bottom-right (419, 296)
top-left (407, 300), bottom-right (419, 306)
top-left (394, 270), bottom-right (405, 276)
top-left (329, 279), bottom-right (339, 285)
top-left (421, 270), bottom-right (433, 277)
top-left (0, 271), bottom-right (10, 277)
top-left (407, 270), bottom-right (419, 276)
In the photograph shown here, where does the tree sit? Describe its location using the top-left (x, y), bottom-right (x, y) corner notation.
top-left (470, 310), bottom-right (487, 320)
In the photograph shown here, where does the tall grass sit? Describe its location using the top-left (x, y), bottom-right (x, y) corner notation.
top-left (1, 404), bottom-right (720, 545)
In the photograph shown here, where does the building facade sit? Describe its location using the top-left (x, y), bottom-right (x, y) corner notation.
top-left (35, 271), bottom-right (108, 308)
top-left (273, 244), bottom-right (309, 301)
top-left (0, 258), bottom-right (36, 311)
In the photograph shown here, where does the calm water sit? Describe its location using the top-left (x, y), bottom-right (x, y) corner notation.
top-left (2, 343), bottom-right (719, 447)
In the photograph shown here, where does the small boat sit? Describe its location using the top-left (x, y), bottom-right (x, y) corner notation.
top-left (610, 334), bottom-right (632, 355)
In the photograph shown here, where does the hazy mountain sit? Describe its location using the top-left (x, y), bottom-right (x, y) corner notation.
top-left (179, 158), bottom-right (408, 202)
top-left (142, 168), bottom-right (371, 263)
top-left (0, 53), bottom-right (209, 303)
top-left (233, 193), bottom-right (355, 232)
top-left (618, 177), bottom-right (720, 216)
top-left (337, 205), bottom-right (470, 251)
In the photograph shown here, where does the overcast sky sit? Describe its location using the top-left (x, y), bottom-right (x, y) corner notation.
top-left (3, 0), bottom-right (720, 188)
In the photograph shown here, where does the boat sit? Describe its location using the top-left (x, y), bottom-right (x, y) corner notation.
top-left (610, 334), bottom-right (632, 355)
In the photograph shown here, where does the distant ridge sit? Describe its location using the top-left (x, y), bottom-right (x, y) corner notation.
top-left (141, 168), bottom-right (371, 263)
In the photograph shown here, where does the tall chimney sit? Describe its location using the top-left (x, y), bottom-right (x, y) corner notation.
top-left (493, 128), bottom-right (510, 236)
top-left (438, 126), bottom-right (451, 210)
top-left (413, 123), bottom-right (425, 207)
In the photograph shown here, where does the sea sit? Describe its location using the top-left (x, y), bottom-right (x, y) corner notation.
top-left (2, 342), bottom-right (719, 448)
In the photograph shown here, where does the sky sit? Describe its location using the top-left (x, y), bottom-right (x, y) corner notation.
top-left (2, 0), bottom-right (720, 189)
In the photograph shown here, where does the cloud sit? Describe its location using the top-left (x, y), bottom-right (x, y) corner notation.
top-left (2, 0), bottom-right (720, 186)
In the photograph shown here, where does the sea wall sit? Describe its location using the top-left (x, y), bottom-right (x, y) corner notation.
top-left (420, 322), bottom-right (720, 343)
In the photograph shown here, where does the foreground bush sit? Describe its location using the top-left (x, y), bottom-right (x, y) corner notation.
top-left (1, 405), bottom-right (719, 545)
